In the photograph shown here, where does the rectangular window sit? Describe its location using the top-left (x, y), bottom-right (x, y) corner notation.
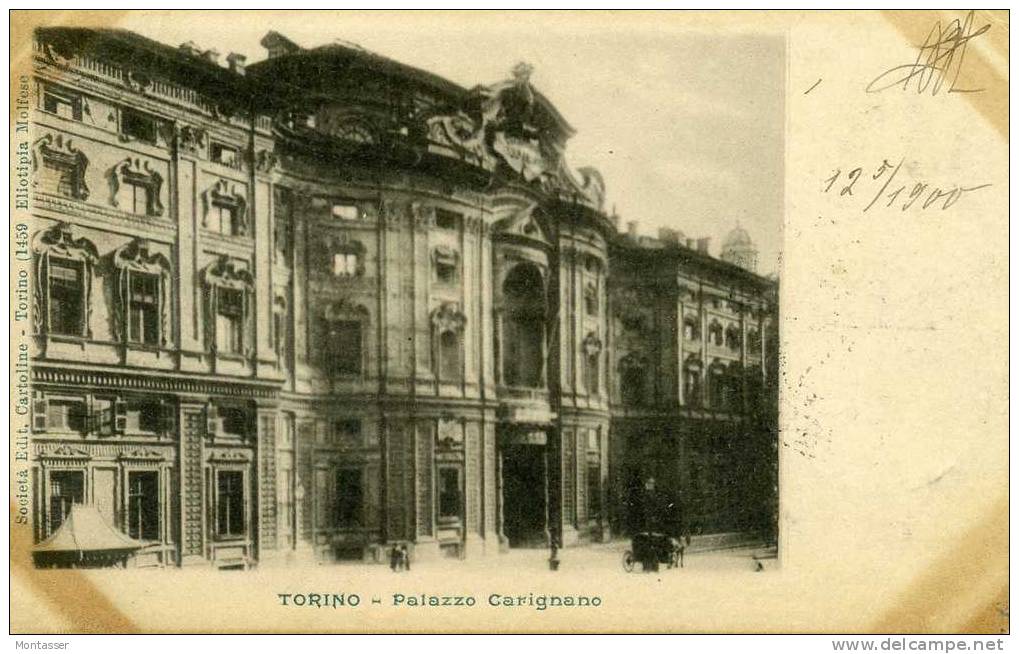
top-left (127, 471), bottom-right (160, 541)
top-left (47, 399), bottom-right (86, 432)
top-left (215, 288), bottom-right (244, 353)
top-left (92, 397), bottom-right (115, 435)
top-left (48, 470), bottom-right (84, 534)
top-left (121, 108), bottom-right (158, 144)
top-left (218, 407), bottom-right (247, 438)
top-left (41, 159), bottom-right (80, 198)
top-left (216, 470), bottom-right (245, 538)
top-left (331, 203), bottom-right (359, 221)
top-left (332, 253), bottom-right (359, 277)
top-left (585, 353), bottom-right (599, 394)
top-left (48, 259), bottom-right (84, 336)
top-left (438, 467), bottom-right (461, 520)
top-left (587, 463), bottom-right (601, 520)
top-left (128, 272), bottom-right (159, 345)
top-left (684, 370), bottom-right (701, 405)
top-left (435, 209), bottom-right (460, 230)
top-left (273, 310), bottom-right (286, 358)
top-left (328, 320), bottom-right (362, 376)
top-left (209, 203), bottom-right (237, 236)
top-left (210, 142), bottom-right (238, 166)
top-left (435, 260), bottom-right (457, 284)
top-left (126, 400), bottom-right (161, 433)
top-left (334, 468), bottom-right (363, 528)
top-left (43, 88), bottom-right (82, 121)
top-left (333, 418), bottom-right (361, 444)
top-left (584, 288), bottom-right (598, 316)
top-left (125, 180), bottom-right (153, 216)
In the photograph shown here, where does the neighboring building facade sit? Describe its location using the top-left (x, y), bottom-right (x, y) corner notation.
top-left (26, 27), bottom-right (777, 568)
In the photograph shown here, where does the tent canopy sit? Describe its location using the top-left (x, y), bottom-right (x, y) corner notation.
top-left (34, 504), bottom-right (145, 553)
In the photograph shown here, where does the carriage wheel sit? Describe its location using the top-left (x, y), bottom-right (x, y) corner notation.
top-left (622, 551), bottom-right (636, 572)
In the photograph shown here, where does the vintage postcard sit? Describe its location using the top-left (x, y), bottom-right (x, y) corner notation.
top-left (8, 9), bottom-right (1008, 635)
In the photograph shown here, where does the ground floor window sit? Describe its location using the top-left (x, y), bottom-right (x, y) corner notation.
top-left (438, 466), bottom-right (462, 521)
top-left (335, 468), bottom-right (363, 528)
top-left (216, 470), bottom-right (245, 538)
top-left (587, 463), bottom-right (602, 521)
top-left (48, 470), bottom-right (85, 534)
top-left (127, 470), bottom-right (160, 541)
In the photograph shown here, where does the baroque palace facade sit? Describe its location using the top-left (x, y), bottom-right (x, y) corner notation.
top-left (26, 27), bottom-right (777, 568)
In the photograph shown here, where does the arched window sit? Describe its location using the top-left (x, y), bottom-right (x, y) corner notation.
top-left (432, 303), bottom-right (466, 383)
top-left (619, 353), bottom-right (646, 406)
top-left (272, 295), bottom-right (288, 361)
top-left (501, 263), bottom-right (545, 388)
top-left (708, 320), bottom-right (724, 347)
top-left (725, 325), bottom-right (741, 351)
top-left (683, 316), bottom-right (700, 341)
top-left (748, 328), bottom-right (761, 354)
top-left (583, 332), bottom-right (602, 395)
top-left (683, 357), bottom-right (702, 406)
top-left (708, 362), bottom-right (728, 409)
top-left (584, 282), bottom-right (598, 317)
top-left (439, 330), bottom-right (461, 381)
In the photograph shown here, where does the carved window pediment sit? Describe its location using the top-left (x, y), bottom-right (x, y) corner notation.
top-left (431, 303), bottom-right (466, 332)
top-left (202, 257), bottom-right (254, 356)
top-left (109, 239), bottom-right (172, 347)
top-left (323, 298), bottom-right (369, 322)
top-left (109, 157), bottom-right (164, 216)
top-left (202, 179), bottom-right (248, 236)
top-left (33, 223), bottom-right (99, 338)
top-left (33, 133), bottom-right (90, 200)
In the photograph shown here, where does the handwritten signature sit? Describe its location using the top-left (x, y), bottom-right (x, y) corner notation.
top-left (866, 11), bottom-right (991, 95)
top-left (823, 158), bottom-right (991, 212)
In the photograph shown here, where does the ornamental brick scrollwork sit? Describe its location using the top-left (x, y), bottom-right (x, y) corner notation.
top-left (436, 416), bottom-right (465, 451)
top-left (119, 447), bottom-right (165, 461)
top-left (32, 222), bottom-right (99, 337)
top-left (323, 297), bottom-right (370, 322)
top-left (108, 157), bottom-right (164, 216)
top-left (253, 148), bottom-right (278, 173)
top-left (411, 202), bottom-right (435, 233)
top-left (42, 444), bottom-right (91, 460)
top-left (108, 239), bottom-right (172, 346)
top-left (176, 124), bottom-right (207, 155)
top-left (33, 133), bottom-right (90, 201)
top-left (431, 302), bottom-right (467, 333)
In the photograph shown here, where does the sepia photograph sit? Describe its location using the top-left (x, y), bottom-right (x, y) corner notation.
top-left (8, 8), bottom-right (1008, 639)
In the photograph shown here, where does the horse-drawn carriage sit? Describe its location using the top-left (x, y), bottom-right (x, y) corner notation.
top-left (622, 532), bottom-right (684, 572)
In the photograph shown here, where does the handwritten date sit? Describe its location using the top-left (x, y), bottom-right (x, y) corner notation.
top-left (823, 158), bottom-right (990, 213)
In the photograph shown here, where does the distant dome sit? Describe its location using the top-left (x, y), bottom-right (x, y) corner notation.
top-left (723, 223), bottom-right (753, 249)
top-left (720, 222), bottom-right (758, 273)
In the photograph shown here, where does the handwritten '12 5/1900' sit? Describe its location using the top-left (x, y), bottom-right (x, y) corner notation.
top-left (823, 159), bottom-right (990, 213)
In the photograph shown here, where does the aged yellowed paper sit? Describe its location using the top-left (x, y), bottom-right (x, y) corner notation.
top-left (9, 9), bottom-right (1008, 634)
